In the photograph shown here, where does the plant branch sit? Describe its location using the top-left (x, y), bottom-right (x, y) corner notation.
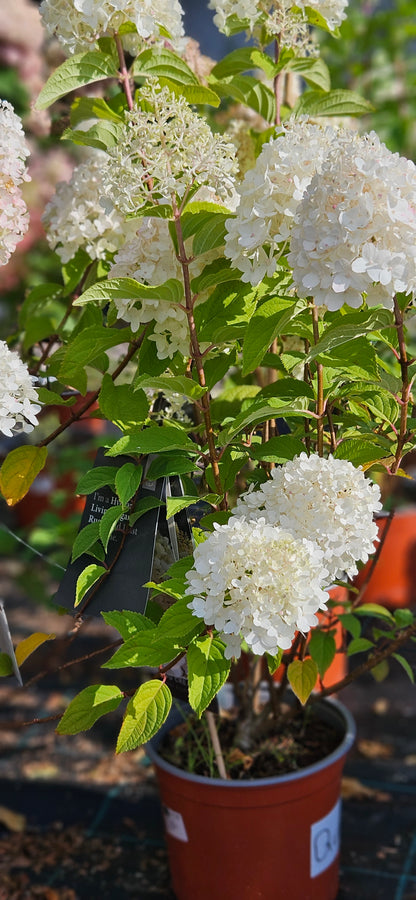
top-left (311, 302), bottom-right (324, 456)
top-left (391, 296), bottom-right (412, 474)
top-left (114, 31), bottom-right (134, 111)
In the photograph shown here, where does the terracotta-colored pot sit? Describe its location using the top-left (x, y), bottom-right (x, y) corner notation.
top-left (147, 699), bottom-right (355, 900)
top-left (352, 509), bottom-right (416, 609)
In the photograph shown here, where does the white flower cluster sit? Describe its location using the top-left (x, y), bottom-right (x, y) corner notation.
top-left (39, 0), bottom-right (185, 56)
top-left (108, 218), bottom-right (190, 359)
top-left (236, 454), bottom-right (382, 581)
top-left (0, 341), bottom-right (41, 437)
top-left (186, 454), bottom-right (381, 658)
top-left (288, 130), bottom-right (416, 310)
top-left (104, 82), bottom-right (237, 215)
top-left (42, 152), bottom-right (133, 264)
top-left (224, 119), bottom-right (339, 284)
top-left (209, 0), bottom-right (347, 38)
top-left (186, 516), bottom-right (329, 659)
top-left (0, 100), bottom-right (30, 267)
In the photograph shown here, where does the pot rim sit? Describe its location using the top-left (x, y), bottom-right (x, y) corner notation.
top-left (146, 695), bottom-right (356, 789)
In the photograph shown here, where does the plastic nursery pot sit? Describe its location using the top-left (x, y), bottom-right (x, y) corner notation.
top-left (147, 698), bottom-right (356, 900)
top-left (352, 509), bottom-right (416, 609)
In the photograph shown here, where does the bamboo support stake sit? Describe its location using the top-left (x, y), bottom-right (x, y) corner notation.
top-left (205, 711), bottom-right (228, 780)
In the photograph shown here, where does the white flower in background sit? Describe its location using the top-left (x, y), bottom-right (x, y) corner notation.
top-left (209, 0), bottom-right (347, 39)
top-left (236, 453), bottom-right (382, 581)
top-left (224, 119), bottom-right (339, 285)
top-left (104, 82), bottom-right (237, 215)
top-left (39, 0), bottom-right (185, 56)
top-left (288, 130), bottom-right (416, 310)
top-left (186, 516), bottom-right (329, 659)
top-left (0, 341), bottom-right (41, 437)
top-left (0, 100), bottom-right (30, 266)
top-left (42, 152), bottom-right (134, 264)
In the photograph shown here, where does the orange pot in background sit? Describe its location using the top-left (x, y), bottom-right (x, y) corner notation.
top-left (352, 509), bottom-right (416, 609)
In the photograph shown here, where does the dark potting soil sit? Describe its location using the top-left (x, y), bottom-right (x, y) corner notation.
top-left (159, 706), bottom-right (341, 780)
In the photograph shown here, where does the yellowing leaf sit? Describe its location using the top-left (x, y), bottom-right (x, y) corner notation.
top-left (0, 806), bottom-right (26, 832)
top-left (0, 446), bottom-right (48, 506)
top-left (287, 658), bottom-right (318, 705)
top-left (15, 632), bottom-right (56, 667)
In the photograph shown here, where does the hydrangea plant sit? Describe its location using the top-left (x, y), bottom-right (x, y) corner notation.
top-left (1, 0), bottom-right (416, 773)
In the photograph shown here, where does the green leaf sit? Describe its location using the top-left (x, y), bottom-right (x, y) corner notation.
top-left (293, 89), bottom-right (374, 118)
top-left (145, 453), bottom-right (200, 480)
top-left (355, 603), bottom-right (395, 622)
top-left (157, 597), bottom-right (203, 644)
top-left (308, 630), bottom-right (337, 678)
top-left (338, 613), bottom-right (361, 640)
top-left (132, 48), bottom-right (199, 84)
top-left (188, 636), bottom-right (231, 717)
top-left (266, 649), bottom-right (283, 675)
top-left (99, 374), bottom-right (149, 431)
top-left (0, 446), bottom-right (48, 507)
top-left (192, 213), bottom-right (229, 257)
top-left (288, 57), bottom-right (331, 91)
top-left (159, 79), bottom-right (220, 107)
top-left (287, 658), bottom-right (318, 704)
top-left (307, 309), bottom-right (393, 362)
top-left (106, 424), bottom-right (199, 457)
top-left (210, 47), bottom-right (263, 79)
top-left (59, 326), bottom-right (131, 394)
top-left (101, 610), bottom-right (154, 640)
top-left (392, 653), bottom-right (414, 683)
top-left (62, 121), bottom-right (123, 151)
top-left (61, 248), bottom-right (92, 294)
top-left (302, 4), bottom-right (341, 34)
top-left (115, 463), bottom-right (143, 507)
top-left (75, 564), bottom-right (106, 608)
top-left (116, 680), bottom-right (172, 752)
top-left (99, 505), bottom-right (124, 552)
top-left (166, 495), bottom-right (198, 520)
top-left (190, 258), bottom-right (240, 294)
top-left (134, 374), bottom-right (206, 400)
top-left (394, 609), bottom-right (415, 628)
top-left (56, 685), bottom-right (123, 735)
top-left (218, 400), bottom-right (311, 447)
top-left (334, 438), bottom-right (393, 467)
top-left (71, 521), bottom-right (101, 562)
top-left (76, 466), bottom-right (119, 495)
top-left (75, 277), bottom-right (183, 307)
top-left (347, 637), bottom-right (375, 656)
top-left (35, 51), bottom-right (118, 110)
top-left (70, 95), bottom-right (124, 126)
top-left (249, 435), bottom-right (305, 463)
top-left (242, 297), bottom-right (305, 374)
top-left (129, 496), bottom-right (165, 526)
top-left (103, 630), bottom-right (181, 668)
top-left (212, 75), bottom-right (276, 122)
top-left (0, 653), bottom-right (13, 677)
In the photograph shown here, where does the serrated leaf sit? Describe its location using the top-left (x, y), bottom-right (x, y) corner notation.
top-left (157, 597), bottom-right (203, 643)
top-left (132, 48), bottom-right (199, 84)
top-left (308, 630), bottom-right (336, 678)
top-left (56, 684), bottom-right (123, 735)
top-left (288, 57), bottom-right (331, 91)
top-left (212, 75), bottom-right (275, 122)
top-left (101, 610), bottom-right (154, 640)
top-left (71, 521), bottom-right (101, 563)
top-left (76, 466), bottom-right (119, 495)
top-left (249, 435), bottom-right (305, 463)
top-left (103, 630), bottom-right (181, 668)
top-left (217, 400), bottom-right (311, 447)
top-left (242, 297), bottom-right (304, 374)
top-left (307, 309), bottom-right (393, 362)
top-left (116, 680), bottom-right (172, 752)
top-left (106, 424), bottom-right (199, 457)
top-left (75, 276), bottom-right (183, 307)
top-left (0, 446), bottom-right (48, 507)
top-left (287, 658), bottom-right (318, 704)
top-left (75, 564), bottom-right (106, 608)
top-left (99, 375), bottom-right (149, 431)
top-left (293, 89), bottom-right (374, 118)
top-left (266, 649), bottom-right (283, 675)
top-left (62, 121), bottom-right (123, 151)
top-left (338, 613), bottom-right (361, 640)
top-left (134, 374), bottom-right (206, 400)
top-left (166, 495), bottom-right (198, 520)
top-left (192, 213), bottom-right (229, 257)
top-left (145, 453), bottom-right (200, 480)
top-left (334, 439), bottom-right (392, 467)
top-left (187, 636), bottom-right (230, 717)
top-left (35, 51), bottom-right (118, 109)
top-left (355, 603), bottom-right (395, 622)
top-left (392, 653), bottom-right (415, 683)
top-left (70, 95), bottom-right (123, 126)
top-left (99, 504), bottom-right (124, 552)
top-left (347, 637), bottom-right (375, 656)
top-left (59, 326), bottom-right (131, 394)
top-left (210, 47), bottom-right (263, 79)
top-left (0, 653), bottom-right (13, 677)
top-left (159, 79), bottom-right (220, 106)
top-left (129, 496), bottom-right (164, 526)
top-left (115, 463), bottom-right (143, 507)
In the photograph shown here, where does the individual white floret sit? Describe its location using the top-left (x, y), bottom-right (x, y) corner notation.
top-left (0, 341), bottom-right (41, 437)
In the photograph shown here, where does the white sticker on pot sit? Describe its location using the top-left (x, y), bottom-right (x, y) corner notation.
top-left (310, 799), bottom-right (341, 878)
top-left (163, 805), bottom-right (188, 842)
